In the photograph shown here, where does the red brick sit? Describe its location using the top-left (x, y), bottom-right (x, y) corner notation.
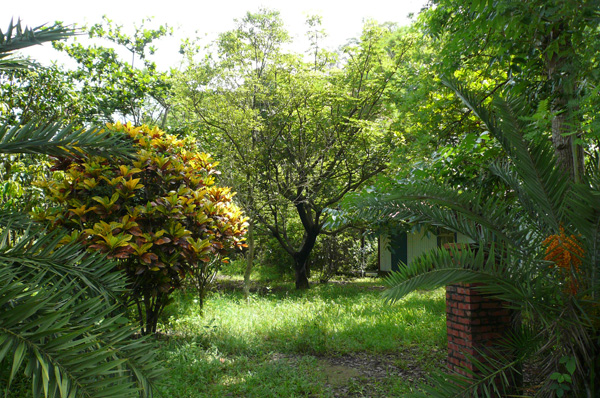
top-left (446, 282), bottom-right (515, 386)
top-left (452, 293), bottom-right (464, 301)
top-left (457, 316), bottom-right (474, 325)
top-left (481, 302), bottom-right (501, 309)
top-left (451, 308), bottom-right (465, 316)
top-left (448, 356), bottom-right (462, 366)
top-left (491, 309), bottom-right (510, 317)
top-left (456, 287), bottom-right (470, 295)
top-left (464, 294), bottom-right (483, 303)
top-left (447, 328), bottom-right (460, 337)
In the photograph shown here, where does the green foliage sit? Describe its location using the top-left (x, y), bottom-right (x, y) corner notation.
top-left (158, 281), bottom-right (446, 396)
top-left (0, 119), bottom-right (133, 157)
top-left (0, 19), bottom-right (161, 398)
top-left (0, 65), bottom-right (81, 125)
top-left (549, 356), bottom-right (577, 397)
top-left (0, 19), bottom-right (73, 70)
top-left (341, 79), bottom-right (600, 396)
top-left (36, 123), bottom-right (247, 334)
top-left (310, 230), bottom-right (376, 282)
top-left (172, 10), bottom-right (404, 288)
top-left (52, 16), bottom-right (173, 126)
top-left (419, 0), bottom-right (600, 179)
top-left (383, 25), bottom-right (508, 192)
top-left (0, 245), bottom-right (162, 398)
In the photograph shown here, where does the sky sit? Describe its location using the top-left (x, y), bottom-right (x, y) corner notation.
top-left (5, 0), bottom-right (429, 69)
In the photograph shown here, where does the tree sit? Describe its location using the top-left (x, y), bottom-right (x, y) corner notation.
top-left (0, 20), bottom-right (161, 397)
top-left (53, 16), bottom-right (173, 127)
top-left (337, 79), bottom-right (600, 396)
top-left (418, 0), bottom-right (600, 181)
top-left (0, 65), bottom-right (81, 125)
top-left (380, 25), bottom-right (506, 196)
top-left (172, 9), bottom-right (407, 288)
top-left (36, 123), bottom-right (247, 334)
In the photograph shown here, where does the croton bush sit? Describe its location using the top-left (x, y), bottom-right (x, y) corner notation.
top-left (35, 122), bottom-right (247, 333)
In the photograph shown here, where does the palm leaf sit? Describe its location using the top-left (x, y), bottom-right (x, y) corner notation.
top-left (0, 270), bottom-right (160, 398)
top-left (442, 77), bottom-right (570, 232)
top-left (0, 226), bottom-right (126, 303)
top-left (0, 121), bottom-right (133, 159)
top-left (567, 164), bottom-right (600, 296)
top-left (0, 16), bottom-right (159, 398)
top-left (0, 19), bottom-right (74, 70)
top-left (347, 180), bottom-right (533, 256)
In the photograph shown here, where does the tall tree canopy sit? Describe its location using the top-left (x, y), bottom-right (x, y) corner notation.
top-left (172, 9), bottom-right (408, 288)
top-left (419, 0), bottom-right (600, 180)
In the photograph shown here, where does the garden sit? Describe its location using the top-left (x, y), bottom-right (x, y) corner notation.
top-left (1, 1), bottom-right (600, 397)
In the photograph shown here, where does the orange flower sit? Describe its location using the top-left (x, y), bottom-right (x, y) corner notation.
top-left (542, 226), bottom-right (584, 295)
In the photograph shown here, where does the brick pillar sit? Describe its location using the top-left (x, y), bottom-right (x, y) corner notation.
top-left (443, 242), bottom-right (523, 395)
top-left (446, 283), bottom-right (513, 375)
top-left (446, 282), bottom-right (522, 397)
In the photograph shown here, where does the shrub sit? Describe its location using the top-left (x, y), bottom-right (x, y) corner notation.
top-left (310, 230), bottom-right (376, 282)
top-left (36, 122), bottom-right (247, 333)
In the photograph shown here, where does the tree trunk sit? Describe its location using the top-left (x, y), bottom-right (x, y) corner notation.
top-left (294, 256), bottom-right (310, 290)
top-left (546, 29), bottom-right (584, 182)
top-left (243, 220), bottom-right (255, 301)
top-left (551, 107), bottom-right (584, 182)
top-left (292, 229), bottom-right (319, 290)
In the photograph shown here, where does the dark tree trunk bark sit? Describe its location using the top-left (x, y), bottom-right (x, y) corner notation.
top-left (293, 227), bottom-right (319, 290)
top-left (551, 106), bottom-right (584, 182)
top-left (294, 258), bottom-right (310, 290)
top-left (546, 27), bottom-right (584, 182)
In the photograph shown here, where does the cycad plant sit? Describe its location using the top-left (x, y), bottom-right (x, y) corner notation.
top-left (0, 20), bottom-right (161, 397)
top-left (341, 78), bottom-right (600, 397)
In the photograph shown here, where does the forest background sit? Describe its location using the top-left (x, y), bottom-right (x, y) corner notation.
top-left (2, 0), bottom-right (600, 397)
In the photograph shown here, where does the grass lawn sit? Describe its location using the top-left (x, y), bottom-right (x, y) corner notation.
top-left (156, 278), bottom-right (447, 397)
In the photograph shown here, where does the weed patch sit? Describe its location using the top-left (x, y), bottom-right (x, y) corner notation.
top-left (157, 279), bottom-right (446, 396)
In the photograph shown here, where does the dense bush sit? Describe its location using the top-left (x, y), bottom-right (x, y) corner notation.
top-left (310, 230), bottom-right (376, 282)
top-left (36, 122), bottom-right (247, 333)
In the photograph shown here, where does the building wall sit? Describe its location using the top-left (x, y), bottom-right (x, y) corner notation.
top-left (379, 234), bottom-right (392, 272)
top-left (407, 230), bottom-right (437, 266)
top-left (379, 230), bottom-right (473, 272)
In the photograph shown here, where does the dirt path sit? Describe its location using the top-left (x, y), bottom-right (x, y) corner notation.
top-left (271, 347), bottom-right (444, 397)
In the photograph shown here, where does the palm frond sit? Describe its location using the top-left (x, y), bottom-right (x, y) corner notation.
top-left (0, 207), bottom-right (31, 230)
top-left (0, 269), bottom-right (161, 398)
top-left (0, 19), bottom-right (74, 71)
top-left (567, 163), bottom-right (600, 297)
top-left (407, 322), bottom-right (542, 398)
top-left (348, 181), bottom-right (532, 254)
top-left (0, 59), bottom-right (33, 71)
top-left (442, 77), bottom-right (570, 232)
top-left (0, 19), bottom-right (73, 56)
top-left (384, 242), bottom-right (560, 321)
top-left (0, 227), bottom-right (126, 303)
top-left (383, 245), bottom-right (504, 301)
top-left (0, 120), bottom-right (133, 159)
